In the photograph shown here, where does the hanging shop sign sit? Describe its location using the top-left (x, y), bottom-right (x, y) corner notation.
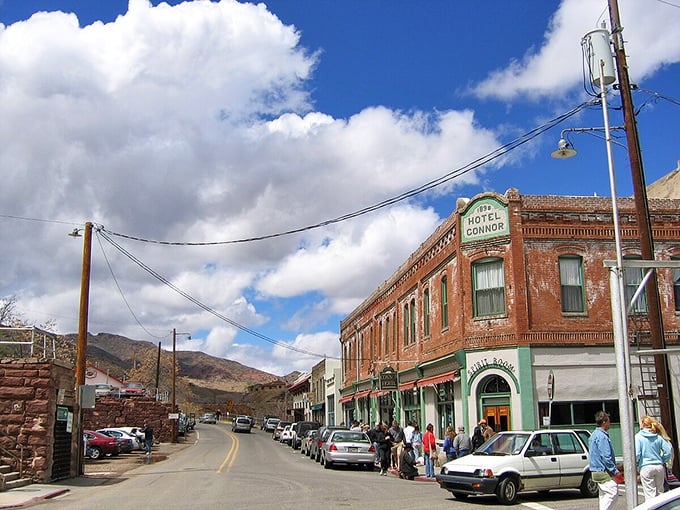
top-left (379, 367), bottom-right (398, 391)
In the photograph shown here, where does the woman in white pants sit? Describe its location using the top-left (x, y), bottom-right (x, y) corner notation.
top-left (635, 415), bottom-right (673, 501)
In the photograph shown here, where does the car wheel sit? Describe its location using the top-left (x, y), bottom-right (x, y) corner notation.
top-left (496, 477), bottom-right (519, 505)
top-left (452, 492), bottom-right (469, 500)
top-left (324, 459), bottom-right (333, 469)
top-left (581, 471), bottom-right (599, 498)
top-left (89, 447), bottom-right (103, 460)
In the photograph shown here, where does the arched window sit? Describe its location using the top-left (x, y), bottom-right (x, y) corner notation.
top-left (403, 303), bottom-right (409, 346)
top-left (410, 298), bottom-right (416, 344)
top-left (482, 375), bottom-right (511, 394)
top-left (440, 276), bottom-right (449, 328)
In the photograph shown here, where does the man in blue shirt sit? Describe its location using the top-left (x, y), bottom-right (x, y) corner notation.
top-left (589, 411), bottom-right (620, 510)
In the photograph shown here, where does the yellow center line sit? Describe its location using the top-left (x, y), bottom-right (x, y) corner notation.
top-left (216, 428), bottom-right (239, 474)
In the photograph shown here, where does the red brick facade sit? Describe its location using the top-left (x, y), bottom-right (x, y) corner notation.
top-left (339, 190), bottom-right (680, 432)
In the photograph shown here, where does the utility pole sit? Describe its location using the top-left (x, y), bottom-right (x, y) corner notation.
top-left (75, 222), bottom-right (93, 396)
top-left (172, 328), bottom-right (177, 443)
top-left (607, 0), bottom-right (674, 460)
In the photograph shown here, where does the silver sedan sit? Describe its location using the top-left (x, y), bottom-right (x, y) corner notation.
top-left (320, 430), bottom-right (375, 470)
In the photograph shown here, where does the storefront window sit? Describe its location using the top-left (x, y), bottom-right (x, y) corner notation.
top-left (402, 388), bottom-right (420, 427)
top-left (539, 400), bottom-right (623, 426)
top-left (436, 381), bottom-right (455, 437)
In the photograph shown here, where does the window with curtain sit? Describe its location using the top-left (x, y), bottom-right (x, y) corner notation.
top-left (377, 321), bottom-right (382, 358)
top-left (410, 298), bottom-right (416, 344)
top-left (440, 276), bottom-right (449, 329)
top-left (385, 317), bottom-right (390, 355)
top-left (473, 258), bottom-right (506, 317)
top-left (559, 256), bottom-right (585, 313)
top-left (624, 256), bottom-right (648, 313)
top-left (423, 289), bottom-right (430, 337)
top-left (673, 257), bottom-right (680, 312)
top-left (403, 303), bottom-right (409, 346)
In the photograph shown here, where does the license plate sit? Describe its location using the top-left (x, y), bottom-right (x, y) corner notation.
top-left (347, 447), bottom-right (358, 453)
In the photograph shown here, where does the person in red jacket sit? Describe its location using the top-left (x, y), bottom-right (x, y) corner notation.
top-left (423, 423), bottom-right (437, 478)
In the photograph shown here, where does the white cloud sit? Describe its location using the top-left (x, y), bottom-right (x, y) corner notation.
top-left (470, 0), bottom-right (680, 100)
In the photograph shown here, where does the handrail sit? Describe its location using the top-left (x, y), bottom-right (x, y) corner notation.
top-left (0, 429), bottom-right (24, 479)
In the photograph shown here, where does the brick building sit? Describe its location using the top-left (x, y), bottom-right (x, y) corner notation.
top-left (339, 188), bottom-right (680, 448)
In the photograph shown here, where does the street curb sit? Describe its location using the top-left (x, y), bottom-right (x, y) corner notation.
top-left (0, 487), bottom-right (70, 509)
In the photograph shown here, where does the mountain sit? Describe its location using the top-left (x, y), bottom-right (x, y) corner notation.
top-left (59, 332), bottom-right (296, 416)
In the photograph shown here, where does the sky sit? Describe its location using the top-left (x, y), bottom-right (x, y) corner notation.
top-left (0, 0), bottom-right (678, 377)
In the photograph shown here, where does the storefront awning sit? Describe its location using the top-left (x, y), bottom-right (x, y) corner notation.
top-left (399, 380), bottom-right (416, 391)
top-left (355, 390), bottom-right (371, 399)
top-left (416, 371), bottom-right (459, 388)
top-left (338, 394), bottom-right (354, 404)
top-left (370, 389), bottom-right (390, 398)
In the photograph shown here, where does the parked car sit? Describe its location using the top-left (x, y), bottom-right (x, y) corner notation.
top-left (94, 384), bottom-right (117, 397)
top-left (300, 429), bottom-right (319, 456)
top-left (96, 428), bottom-right (142, 451)
top-left (116, 426), bottom-right (145, 445)
top-left (273, 421), bottom-right (291, 441)
top-left (118, 382), bottom-right (146, 397)
top-left (200, 413), bottom-right (217, 424)
top-left (291, 421), bottom-right (321, 450)
top-left (83, 430), bottom-right (120, 459)
top-left (633, 486), bottom-right (680, 509)
top-left (264, 418), bottom-right (280, 433)
top-left (310, 425), bottom-right (348, 462)
top-left (261, 416), bottom-right (278, 430)
top-left (435, 429), bottom-right (598, 505)
top-left (279, 424), bottom-right (294, 444)
top-left (96, 429), bottom-right (135, 453)
top-left (232, 416), bottom-right (252, 433)
top-left (320, 430), bottom-right (375, 470)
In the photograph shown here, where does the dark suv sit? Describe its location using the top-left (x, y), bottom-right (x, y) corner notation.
top-left (291, 421), bottom-right (321, 450)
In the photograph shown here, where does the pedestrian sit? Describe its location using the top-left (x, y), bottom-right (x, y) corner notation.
top-left (350, 420), bottom-right (361, 431)
top-left (589, 410), bottom-right (621, 510)
top-left (423, 423), bottom-right (437, 478)
top-left (399, 443), bottom-right (419, 480)
top-left (636, 415), bottom-right (672, 501)
top-left (403, 420), bottom-right (415, 445)
top-left (453, 426), bottom-right (472, 458)
top-left (376, 423), bottom-right (393, 476)
top-left (411, 424), bottom-right (423, 460)
top-left (389, 420), bottom-right (404, 470)
top-left (368, 421), bottom-right (381, 463)
top-left (142, 423), bottom-right (154, 455)
top-left (442, 425), bottom-right (457, 462)
top-left (472, 419), bottom-right (487, 451)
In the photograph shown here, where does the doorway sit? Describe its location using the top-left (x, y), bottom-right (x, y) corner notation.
top-left (484, 405), bottom-right (510, 432)
top-left (479, 374), bottom-right (511, 432)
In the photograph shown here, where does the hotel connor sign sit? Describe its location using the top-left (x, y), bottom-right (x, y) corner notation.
top-left (461, 197), bottom-right (510, 243)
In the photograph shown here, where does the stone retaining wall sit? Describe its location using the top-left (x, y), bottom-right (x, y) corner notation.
top-left (83, 397), bottom-right (174, 442)
top-left (0, 358), bottom-right (77, 482)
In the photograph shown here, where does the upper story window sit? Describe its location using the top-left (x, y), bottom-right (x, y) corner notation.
top-left (672, 257), bottom-right (680, 312)
top-left (403, 303), bottom-right (409, 346)
top-left (423, 289), bottom-right (431, 337)
top-left (472, 258), bottom-right (506, 317)
top-left (559, 255), bottom-right (585, 313)
top-left (377, 321), bottom-right (382, 358)
top-left (624, 255), bottom-right (648, 313)
top-left (440, 276), bottom-right (449, 329)
top-left (410, 298), bottom-right (417, 344)
top-left (385, 317), bottom-right (390, 355)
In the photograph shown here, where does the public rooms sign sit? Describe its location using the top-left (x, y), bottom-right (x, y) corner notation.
top-left (461, 197), bottom-right (510, 243)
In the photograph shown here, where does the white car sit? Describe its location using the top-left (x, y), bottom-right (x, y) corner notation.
top-left (280, 425), bottom-right (293, 444)
top-left (96, 428), bottom-right (142, 451)
top-left (436, 429), bottom-right (598, 505)
top-left (633, 486), bottom-right (680, 509)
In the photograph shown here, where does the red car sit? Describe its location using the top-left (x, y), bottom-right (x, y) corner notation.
top-left (84, 430), bottom-right (120, 459)
top-left (118, 382), bottom-right (146, 397)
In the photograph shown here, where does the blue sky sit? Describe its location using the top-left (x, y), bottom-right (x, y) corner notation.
top-left (1, 0), bottom-right (678, 376)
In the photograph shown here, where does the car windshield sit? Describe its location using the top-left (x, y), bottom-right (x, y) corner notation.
top-left (331, 432), bottom-right (369, 443)
top-left (473, 433), bottom-right (530, 456)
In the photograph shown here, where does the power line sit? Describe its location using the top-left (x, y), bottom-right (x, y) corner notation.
top-left (101, 100), bottom-right (596, 246)
top-left (98, 229), bottom-right (340, 361)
